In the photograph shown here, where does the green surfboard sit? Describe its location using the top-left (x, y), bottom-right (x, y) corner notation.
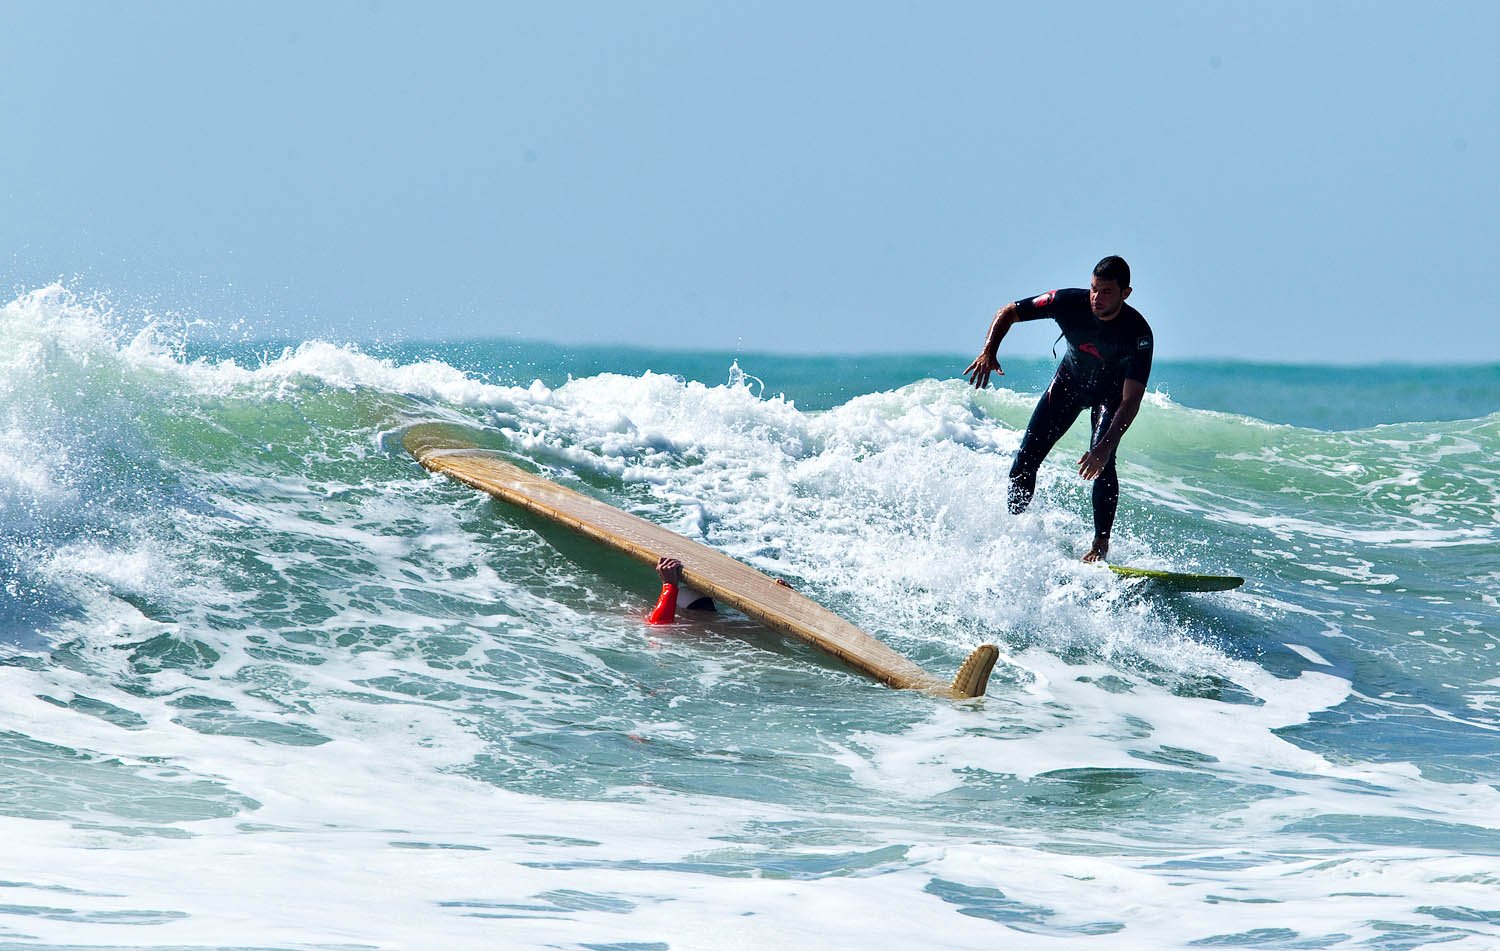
top-left (1107, 565), bottom-right (1244, 592)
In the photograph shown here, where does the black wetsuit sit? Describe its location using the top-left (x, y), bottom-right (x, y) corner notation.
top-left (1008, 288), bottom-right (1154, 539)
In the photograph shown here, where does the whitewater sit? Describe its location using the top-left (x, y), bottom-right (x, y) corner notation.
top-left (1, 285), bottom-right (1497, 949)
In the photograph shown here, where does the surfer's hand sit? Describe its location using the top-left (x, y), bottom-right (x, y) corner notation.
top-left (965, 352), bottom-right (1002, 389)
top-left (1078, 449), bottom-right (1109, 481)
top-left (655, 557), bottom-right (682, 585)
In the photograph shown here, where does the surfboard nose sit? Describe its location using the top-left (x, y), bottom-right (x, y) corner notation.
top-left (950, 644), bottom-right (999, 699)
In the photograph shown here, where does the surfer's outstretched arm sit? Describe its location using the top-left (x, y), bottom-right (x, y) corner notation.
top-left (1078, 378), bottom-right (1146, 564)
top-left (1078, 379), bottom-right (1146, 481)
top-left (965, 302), bottom-right (1019, 389)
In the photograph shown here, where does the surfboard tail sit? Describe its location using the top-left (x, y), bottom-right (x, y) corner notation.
top-left (950, 644), bottom-right (999, 699)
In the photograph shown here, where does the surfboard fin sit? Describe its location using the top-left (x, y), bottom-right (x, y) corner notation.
top-left (950, 644), bottom-right (999, 699)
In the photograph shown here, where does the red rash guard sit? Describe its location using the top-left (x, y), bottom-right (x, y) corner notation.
top-left (647, 583), bottom-right (678, 625)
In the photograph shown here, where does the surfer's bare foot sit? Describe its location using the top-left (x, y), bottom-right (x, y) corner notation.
top-left (1082, 536), bottom-right (1109, 563)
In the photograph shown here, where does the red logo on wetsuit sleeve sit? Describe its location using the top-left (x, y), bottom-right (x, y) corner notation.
top-left (1032, 291), bottom-right (1056, 308)
top-left (1079, 342), bottom-right (1102, 360)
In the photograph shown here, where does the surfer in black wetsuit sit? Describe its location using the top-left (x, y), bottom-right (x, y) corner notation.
top-left (965, 255), bottom-right (1154, 563)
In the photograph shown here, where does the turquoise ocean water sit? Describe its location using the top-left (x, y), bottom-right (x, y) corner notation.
top-left (2, 285), bottom-right (1498, 949)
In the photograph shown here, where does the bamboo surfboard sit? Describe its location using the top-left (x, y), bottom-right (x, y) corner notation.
top-left (404, 424), bottom-right (996, 699)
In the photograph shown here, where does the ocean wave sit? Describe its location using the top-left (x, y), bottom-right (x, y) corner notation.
top-left (3, 287), bottom-right (1500, 947)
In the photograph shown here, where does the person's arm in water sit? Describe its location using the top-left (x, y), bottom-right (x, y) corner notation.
top-left (646, 557), bottom-right (681, 625)
top-left (646, 556), bottom-right (790, 624)
top-left (1079, 379), bottom-right (1146, 480)
top-left (965, 302), bottom-right (1021, 389)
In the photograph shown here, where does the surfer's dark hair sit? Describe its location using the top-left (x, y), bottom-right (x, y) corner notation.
top-left (1093, 255), bottom-right (1131, 289)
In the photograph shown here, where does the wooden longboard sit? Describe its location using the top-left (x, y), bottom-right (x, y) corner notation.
top-left (1108, 564), bottom-right (1244, 592)
top-left (404, 424), bottom-right (996, 699)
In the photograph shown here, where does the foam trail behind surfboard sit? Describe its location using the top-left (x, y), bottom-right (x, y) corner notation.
top-left (404, 424), bottom-right (997, 700)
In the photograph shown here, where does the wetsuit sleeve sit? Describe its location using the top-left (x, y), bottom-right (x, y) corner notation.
top-left (647, 583), bottom-right (678, 625)
top-left (1012, 288), bottom-right (1087, 323)
top-left (1123, 327), bottom-right (1155, 386)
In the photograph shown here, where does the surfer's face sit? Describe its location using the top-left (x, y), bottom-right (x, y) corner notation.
top-left (1089, 277), bottom-right (1129, 319)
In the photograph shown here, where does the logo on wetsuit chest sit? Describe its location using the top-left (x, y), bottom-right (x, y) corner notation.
top-left (1078, 342), bottom-right (1103, 360)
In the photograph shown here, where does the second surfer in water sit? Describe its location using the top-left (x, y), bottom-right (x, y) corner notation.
top-left (646, 556), bottom-right (791, 624)
top-left (965, 255), bottom-right (1154, 563)
top-left (646, 557), bottom-right (716, 624)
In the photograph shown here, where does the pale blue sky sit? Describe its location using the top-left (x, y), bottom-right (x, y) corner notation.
top-left (3, 1), bottom-right (1496, 362)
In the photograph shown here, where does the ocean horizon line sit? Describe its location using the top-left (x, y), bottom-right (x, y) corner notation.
top-left (203, 333), bottom-right (1500, 373)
